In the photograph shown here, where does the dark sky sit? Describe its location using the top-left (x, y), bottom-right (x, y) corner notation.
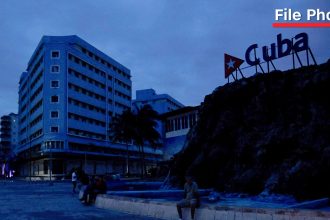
top-left (0, 0), bottom-right (329, 116)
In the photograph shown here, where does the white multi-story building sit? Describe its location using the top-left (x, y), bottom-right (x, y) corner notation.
top-left (17, 35), bottom-right (162, 179)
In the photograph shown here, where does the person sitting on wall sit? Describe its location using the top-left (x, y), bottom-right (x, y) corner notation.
top-left (177, 175), bottom-right (200, 220)
top-left (80, 175), bottom-right (96, 204)
top-left (90, 176), bottom-right (107, 202)
top-left (81, 176), bottom-right (107, 204)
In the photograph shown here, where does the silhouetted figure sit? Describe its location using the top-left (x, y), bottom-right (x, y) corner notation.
top-left (79, 171), bottom-right (89, 185)
top-left (177, 175), bottom-right (199, 220)
top-left (81, 176), bottom-right (107, 205)
top-left (81, 176), bottom-right (95, 204)
top-left (92, 176), bottom-right (107, 200)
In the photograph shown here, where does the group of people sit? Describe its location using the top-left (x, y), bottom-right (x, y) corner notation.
top-left (72, 169), bottom-right (199, 219)
top-left (71, 169), bottom-right (107, 205)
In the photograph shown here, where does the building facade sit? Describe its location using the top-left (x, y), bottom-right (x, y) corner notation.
top-left (17, 35), bottom-right (162, 179)
top-left (132, 89), bottom-right (193, 161)
top-left (0, 113), bottom-right (18, 155)
top-left (0, 113), bottom-right (18, 176)
top-left (132, 89), bottom-right (184, 114)
top-left (161, 106), bottom-right (199, 160)
top-left (132, 89), bottom-right (185, 142)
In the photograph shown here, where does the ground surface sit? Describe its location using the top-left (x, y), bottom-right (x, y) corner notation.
top-left (0, 180), bottom-right (160, 220)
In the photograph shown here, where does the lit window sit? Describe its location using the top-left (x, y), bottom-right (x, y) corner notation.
top-left (50, 126), bottom-right (59, 133)
top-left (51, 80), bottom-right (59, 88)
top-left (51, 65), bottom-right (60, 73)
top-left (50, 111), bottom-right (59, 118)
top-left (51, 51), bottom-right (60, 58)
top-left (51, 95), bottom-right (59, 103)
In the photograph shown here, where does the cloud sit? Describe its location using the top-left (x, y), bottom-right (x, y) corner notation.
top-left (0, 0), bottom-right (329, 117)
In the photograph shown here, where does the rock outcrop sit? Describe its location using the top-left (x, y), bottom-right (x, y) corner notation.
top-left (172, 61), bottom-right (330, 200)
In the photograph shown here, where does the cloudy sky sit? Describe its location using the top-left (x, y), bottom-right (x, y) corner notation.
top-left (0, 0), bottom-right (329, 116)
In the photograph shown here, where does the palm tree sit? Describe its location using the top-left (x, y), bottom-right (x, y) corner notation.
top-left (109, 110), bottom-right (136, 176)
top-left (134, 105), bottom-right (161, 177)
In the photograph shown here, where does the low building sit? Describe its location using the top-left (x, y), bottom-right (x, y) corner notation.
top-left (161, 106), bottom-right (199, 160)
top-left (132, 89), bottom-right (198, 161)
top-left (132, 89), bottom-right (185, 143)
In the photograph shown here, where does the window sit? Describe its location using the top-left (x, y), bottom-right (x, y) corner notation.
top-left (51, 80), bottom-right (59, 88)
top-left (50, 126), bottom-right (59, 133)
top-left (51, 95), bottom-right (59, 103)
top-left (50, 111), bottom-right (59, 118)
top-left (44, 141), bottom-right (64, 149)
top-left (51, 65), bottom-right (60, 73)
top-left (51, 50), bottom-right (60, 59)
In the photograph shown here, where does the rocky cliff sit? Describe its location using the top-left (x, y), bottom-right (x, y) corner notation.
top-left (172, 61), bottom-right (330, 200)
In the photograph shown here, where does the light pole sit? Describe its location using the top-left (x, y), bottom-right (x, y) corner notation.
top-left (84, 151), bottom-right (87, 173)
top-left (49, 148), bottom-right (52, 182)
top-left (49, 146), bottom-right (53, 186)
top-left (29, 139), bottom-right (32, 181)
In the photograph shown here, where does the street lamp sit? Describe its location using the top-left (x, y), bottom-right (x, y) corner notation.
top-left (29, 138), bottom-right (32, 181)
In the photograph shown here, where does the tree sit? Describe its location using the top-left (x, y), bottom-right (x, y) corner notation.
top-left (109, 110), bottom-right (136, 176)
top-left (134, 105), bottom-right (161, 177)
top-left (110, 105), bottom-right (161, 178)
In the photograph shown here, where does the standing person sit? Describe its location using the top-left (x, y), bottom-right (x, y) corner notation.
top-left (72, 169), bottom-right (77, 193)
top-left (177, 175), bottom-right (199, 220)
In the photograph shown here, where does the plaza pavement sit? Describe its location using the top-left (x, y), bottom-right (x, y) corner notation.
top-left (0, 180), bottom-right (160, 220)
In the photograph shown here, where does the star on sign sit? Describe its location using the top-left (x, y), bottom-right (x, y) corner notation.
top-left (227, 59), bottom-right (235, 69)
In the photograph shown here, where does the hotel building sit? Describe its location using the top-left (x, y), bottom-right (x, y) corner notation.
top-left (17, 35), bottom-right (162, 179)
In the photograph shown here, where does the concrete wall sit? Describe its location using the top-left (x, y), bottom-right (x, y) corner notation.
top-left (95, 195), bottom-right (330, 220)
